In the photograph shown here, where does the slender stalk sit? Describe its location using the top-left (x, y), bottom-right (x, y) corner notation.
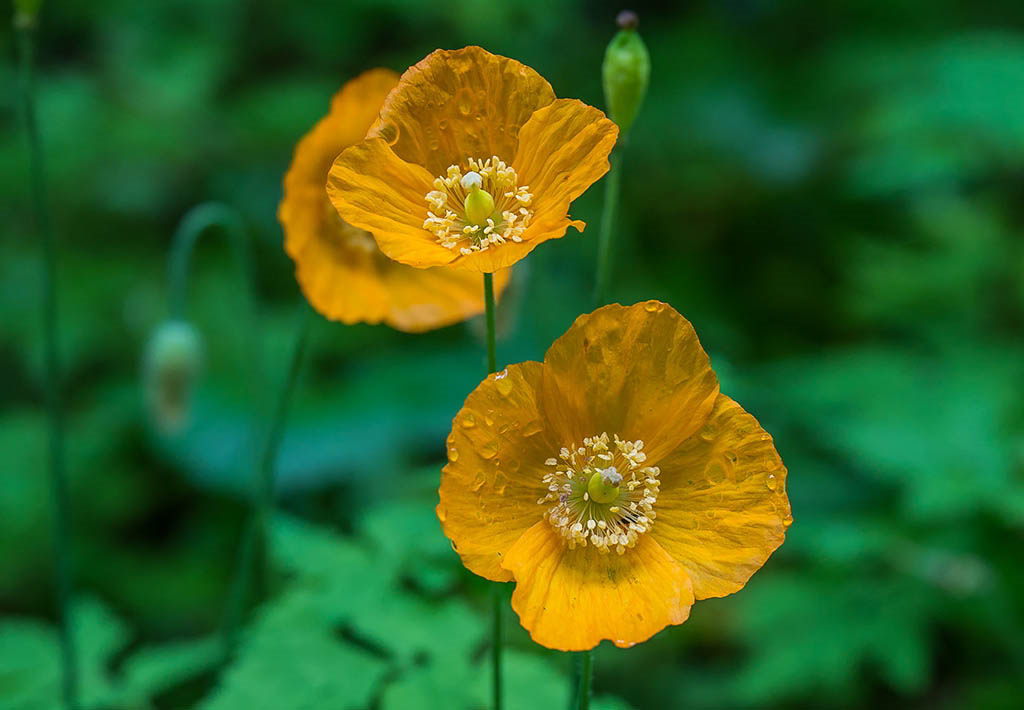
top-left (483, 272), bottom-right (501, 710)
top-left (168, 203), bottom-right (254, 322)
top-left (578, 649), bottom-right (592, 710)
top-left (483, 273), bottom-right (497, 373)
top-left (221, 310), bottom-right (313, 655)
top-left (16, 14), bottom-right (79, 709)
top-left (593, 149), bottom-right (623, 307)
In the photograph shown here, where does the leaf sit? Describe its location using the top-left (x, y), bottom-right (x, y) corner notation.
top-left (115, 636), bottom-right (222, 707)
top-left (0, 598), bottom-right (130, 710)
top-left (200, 590), bottom-right (388, 710)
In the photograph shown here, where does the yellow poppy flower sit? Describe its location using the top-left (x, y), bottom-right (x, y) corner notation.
top-left (327, 47), bottom-right (619, 273)
top-left (437, 301), bottom-right (792, 651)
top-left (279, 68), bottom-right (508, 331)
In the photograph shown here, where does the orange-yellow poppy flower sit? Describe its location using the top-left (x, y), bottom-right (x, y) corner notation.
top-left (437, 301), bottom-right (792, 651)
top-left (279, 68), bottom-right (507, 331)
top-left (327, 47), bottom-right (619, 273)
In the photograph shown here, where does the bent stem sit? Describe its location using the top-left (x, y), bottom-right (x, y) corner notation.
top-left (483, 272), bottom-right (502, 710)
top-left (16, 14), bottom-right (79, 710)
top-left (221, 310), bottom-right (313, 656)
top-left (593, 147), bottom-right (623, 307)
top-left (164, 202), bottom-right (266, 657)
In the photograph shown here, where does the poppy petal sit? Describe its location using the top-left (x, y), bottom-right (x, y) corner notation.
top-left (438, 362), bottom-right (561, 582)
top-left (370, 46), bottom-right (556, 177)
top-left (501, 521), bottom-right (694, 651)
top-left (540, 301), bottom-right (720, 463)
top-left (651, 395), bottom-right (791, 599)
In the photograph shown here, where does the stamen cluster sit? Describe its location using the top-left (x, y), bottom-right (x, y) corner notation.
top-left (424, 156), bottom-right (533, 254)
top-left (539, 433), bottom-right (661, 554)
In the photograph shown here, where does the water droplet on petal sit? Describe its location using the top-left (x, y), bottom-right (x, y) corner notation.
top-left (438, 118), bottom-right (449, 130)
top-left (437, 506), bottom-right (447, 522)
top-left (377, 122), bottom-right (400, 145)
top-left (484, 415), bottom-right (493, 427)
top-left (472, 472), bottom-right (486, 491)
top-left (766, 474), bottom-right (778, 491)
top-left (705, 462), bottom-right (727, 484)
top-left (522, 420), bottom-right (544, 437)
top-left (783, 514), bottom-right (793, 527)
top-left (448, 447), bottom-right (459, 462)
top-left (456, 88), bottom-right (473, 116)
top-left (480, 440), bottom-right (498, 459)
top-left (461, 413), bottom-right (476, 429)
top-left (495, 377), bottom-right (513, 397)
top-left (643, 301), bottom-right (661, 312)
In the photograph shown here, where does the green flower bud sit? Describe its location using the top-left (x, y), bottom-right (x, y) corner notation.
top-left (143, 320), bottom-right (202, 434)
top-left (14, 0), bottom-right (42, 27)
top-left (602, 10), bottom-right (650, 136)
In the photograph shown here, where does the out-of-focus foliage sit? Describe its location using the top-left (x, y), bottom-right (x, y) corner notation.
top-left (3, 0), bottom-right (1024, 708)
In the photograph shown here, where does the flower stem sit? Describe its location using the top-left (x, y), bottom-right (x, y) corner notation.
top-left (168, 203), bottom-right (255, 322)
top-left (221, 309), bottom-right (313, 656)
top-left (483, 273), bottom-right (501, 710)
top-left (483, 273), bottom-right (498, 374)
top-left (16, 14), bottom-right (79, 710)
top-left (593, 149), bottom-right (623, 307)
top-left (578, 649), bottom-right (592, 710)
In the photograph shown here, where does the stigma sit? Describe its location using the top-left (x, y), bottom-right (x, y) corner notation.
top-left (423, 157), bottom-right (534, 255)
top-left (539, 433), bottom-right (661, 554)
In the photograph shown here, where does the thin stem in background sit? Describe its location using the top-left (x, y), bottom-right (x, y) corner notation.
top-left (593, 149), bottom-right (623, 307)
top-left (163, 202), bottom-right (267, 657)
top-left (221, 309), bottom-right (314, 656)
top-left (16, 13), bottom-right (79, 710)
top-left (483, 272), bottom-right (502, 710)
top-left (578, 648), bottom-right (592, 710)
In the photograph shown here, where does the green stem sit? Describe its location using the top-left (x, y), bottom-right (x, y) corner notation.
top-left (593, 149), bottom-right (623, 307)
top-left (483, 273), bottom-right (501, 710)
top-left (483, 273), bottom-right (497, 374)
top-left (16, 14), bottom-right (79, 710)
top-left (578, 649), bottom-right (592, 710)
top-left (168, 203), bottom-right (254, 322)
top-left (221, 310), bottom-right (313, 656)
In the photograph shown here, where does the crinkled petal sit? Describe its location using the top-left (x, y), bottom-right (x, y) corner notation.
top-left (513, 99), bottom-right (617, 241)
top-left (438, 362), bottom-right (558, 581)
top-left (652, 395), bottom-right (791, 599)
top-left (282, 69), bottom-right (505, 330)
top-left (328, 138), bottom-right (454, 268)
top-left (540, 301), bottom-right (720, 463)
top-left (501, 521), bottom-right (694, 651)
top-left (369, 46), bottom-right (556, 176)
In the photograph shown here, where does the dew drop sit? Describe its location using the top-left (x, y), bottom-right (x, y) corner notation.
top-left (705, 462), bottom-right (727, 484)
top-left (377, 122), bottom-right (400, 145)
top-left (484, 415), bottom-right (493, 427)
top-left (438, 118), bottom-right (449, 130)
top-left (494, 472), bottom-right (507, 495)
top-left (643, 301), bottom-right (661, 312)
top-left (480, 440), bottom-right (498, 459)
top-left (472, 472), bottom-right (486, 491)
top-left (456, 88), bottom-right (474, 116)
top-left (522, 420), bottom-right (544, 437)
top-left (495, 377), bottom-right (513, 397)
top-left (507, 459), bottom-right (520, 472)
top-left (437, 506), bottom-right (447, 522)
top-left (783, 514), bottom-right (793, 527)
top-left (448, 447), bottom-right (459, 461)
top-left (766, 474), bottom-right (778, 491)
top-left (461, 413), bottom-right (476, 429)
top-left (428, 138), bottom-right (440, 151)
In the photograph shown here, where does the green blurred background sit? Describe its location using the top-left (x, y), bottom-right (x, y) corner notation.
top-left (3, 0), bottom-right (1024, 708)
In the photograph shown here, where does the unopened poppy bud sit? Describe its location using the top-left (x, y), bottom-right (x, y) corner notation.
top-left (143, 320), bottom-right (202, 434)
top-left (602, 10), bottom-right (650, 136)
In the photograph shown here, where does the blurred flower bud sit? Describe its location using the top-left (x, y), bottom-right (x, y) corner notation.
top-left (143, 320), bottom-right (202, 434)
top-left (14, 0), bottom-right (42, 27)
top-left (602, 10), bottom-right (650, 136)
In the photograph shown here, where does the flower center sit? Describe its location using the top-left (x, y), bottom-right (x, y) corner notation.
top-left (539, 433), bottom-right (661, 554)
top-left (423, 156), bottom-right (534, 255)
